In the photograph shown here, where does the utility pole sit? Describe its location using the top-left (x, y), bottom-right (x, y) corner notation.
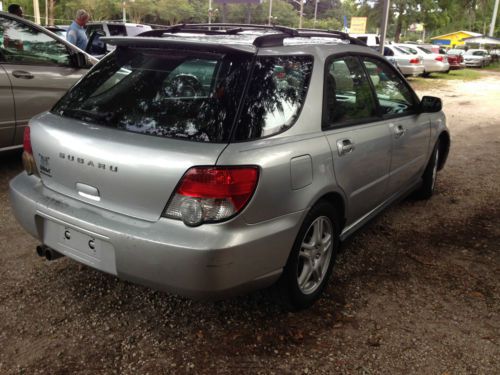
top-left (268, 0), bottom-right (272, 25)
top-left (33, 0), bottom-right (41, 24)
top-left (299, 0), bottom-right (304, 29)
top-left (45, 0), bottom-right (48, 25)
top-left (208, 0), bottom-right (212, 24)
top-left (314, 0), bottom-right (319, 27)
top-left (379, 0), bottom-right (390, 55)
top-left (489, 0), bottom-right (499, 37)
top-left (122, 1), bottom-right (126, 22)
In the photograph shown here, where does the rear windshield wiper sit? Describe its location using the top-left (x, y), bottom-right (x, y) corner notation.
top-left (62, 108), bottom-right (115, 123)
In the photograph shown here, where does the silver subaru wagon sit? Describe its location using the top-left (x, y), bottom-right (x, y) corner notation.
top-left (10, 25), bottom-right (450, 310)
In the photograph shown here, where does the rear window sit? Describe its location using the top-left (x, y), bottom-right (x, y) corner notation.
top-left (394, 46), bottom-right (410, 54)
top-left (418, 47), bottom-right (432, 54)
top-left (52, 48), bottom-right (252, 143)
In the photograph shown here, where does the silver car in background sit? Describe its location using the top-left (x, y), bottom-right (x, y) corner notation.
top-left (463, 49), bottom-right (491, 67)
top-left (382, 45), bottom-right (425, 76)
top-left (10, 25), bottom-right (450, 310)
top-left (397, 44), bottom-right (450, 76)
top-left (0, 11), bottom-right (96, 151)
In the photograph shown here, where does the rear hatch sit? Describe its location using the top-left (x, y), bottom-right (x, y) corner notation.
top-left (31, 45), bottom-right (253, 222)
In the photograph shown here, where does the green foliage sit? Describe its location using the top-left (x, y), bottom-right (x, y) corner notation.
top-left (12, 0), bottom-right (500, 39)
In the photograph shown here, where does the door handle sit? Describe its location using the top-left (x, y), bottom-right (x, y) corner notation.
top-left (394, 125), bottom-right (407, 139)
top-left (12, 70), bottom-right (34, 79)
top-left (336, 139), bottom-right (355, 156)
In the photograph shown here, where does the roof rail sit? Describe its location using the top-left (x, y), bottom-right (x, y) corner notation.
top-left (297, 28), bottom-right (367, 46)
top-left (137, 23), bottom-right (367, 48)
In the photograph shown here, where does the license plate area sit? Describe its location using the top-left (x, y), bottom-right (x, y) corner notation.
top-left (43, 219), bottom-right (117, 275)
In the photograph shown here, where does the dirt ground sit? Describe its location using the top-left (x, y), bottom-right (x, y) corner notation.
top-left (0, 73), bottom-right (499, 374)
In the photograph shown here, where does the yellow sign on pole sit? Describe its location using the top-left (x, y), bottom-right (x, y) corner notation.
top-left (350, 17), bottom-right (367, 34)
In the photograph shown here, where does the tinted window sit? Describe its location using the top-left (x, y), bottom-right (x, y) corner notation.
top-left (418, 47), bottom-right (432, 54)
top-left (324, 56), bottom-right (377, 127)
top-left (402, 46), bottom-right (418, 54)
top-left (363, 57), bottom-right (417, 116)
top-left (53, 48), bottom-right (252, 143)
top-left (234, 55), bottom-right (313, 141)
top-left (107, 24), bottom-right (126, 36)
top-left (383, 47), bottom-right (394, 56)
top-left (0, 17), bottom-right (71, 66)
top-left (394, 46), bottom-right (410, 54)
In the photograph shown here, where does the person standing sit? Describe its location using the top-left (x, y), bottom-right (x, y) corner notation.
top-left (7, 4), bottom-right (24, 17)
top-left (67, 9), bottom-right (89, 50)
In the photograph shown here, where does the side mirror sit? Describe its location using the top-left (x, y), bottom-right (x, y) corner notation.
top-left (420, 96), bottom-right (442, 113)
top-left (86, 30), bottom-right (107, 57)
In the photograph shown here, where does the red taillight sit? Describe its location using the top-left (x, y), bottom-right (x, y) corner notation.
top-left (165, 166), bottom-right (259, 226)
top-left (22, 126), bottom-right (38, 176)
top-left (409, 58), bottom-right (420, 64)
top-left (23, 127), bottom-right (32, 155)
top-left (435, 55), bottom-right (444, 62)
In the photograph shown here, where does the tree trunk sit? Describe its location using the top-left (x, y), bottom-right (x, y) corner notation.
top-left (394, 3), bottom-right (405, 43)
top-left (245, 5), bottom-right (252, 24)
top-left (48, 0), bottom-right (56, 26)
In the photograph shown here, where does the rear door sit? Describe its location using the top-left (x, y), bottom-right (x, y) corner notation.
top-left (0, 14), bottom-right (88, 147)
top-left (361, 57), bottom-right (430, 194)
top-left (323, 55), bottom-right (393, 224)
top-left (0, 64), bottom-right (15, 148)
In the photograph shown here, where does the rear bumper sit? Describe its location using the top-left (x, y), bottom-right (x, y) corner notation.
top-left (400, 65), bottom-right (425, 76)
top-left (464, 60), bottom-right (483, 67)
top-left (10, 173), bottom-right (304, 299)
top-left (424, 61), bottom-right (450, 73)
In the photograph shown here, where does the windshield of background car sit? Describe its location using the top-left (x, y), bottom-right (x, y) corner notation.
top-left (52, 47), bottom-right (252, 143)
top-left (448, 49), bottom-right (463, 55)
top-left (234, 55), bottom-right (313, 141)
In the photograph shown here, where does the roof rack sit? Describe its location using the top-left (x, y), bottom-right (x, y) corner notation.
top-left (137, 23), bottom-right (367, 48)
top-left (297, 28), bottom-right (367, 46)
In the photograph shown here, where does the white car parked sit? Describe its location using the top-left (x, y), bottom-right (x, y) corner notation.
top-left (397, 44), bottom-right (450, 76)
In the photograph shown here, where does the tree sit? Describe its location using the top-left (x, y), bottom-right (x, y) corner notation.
top-left (155, 0), bottom-right (195, 24)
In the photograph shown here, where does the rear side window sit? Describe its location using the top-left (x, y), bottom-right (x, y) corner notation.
top-left (234, 55), bottom-right (313, 141)
top-left (52, 48), bottom-right (252, 143)
top-left (107, 24), bottom-right (126, 36)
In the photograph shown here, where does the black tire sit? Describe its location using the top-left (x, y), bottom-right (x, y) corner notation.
top-left (275, 201), bottom-right (340, 311)
top-left (415, 141), bottom-right (440, 200)
top-left (422, 72), bottom-right (431, 78)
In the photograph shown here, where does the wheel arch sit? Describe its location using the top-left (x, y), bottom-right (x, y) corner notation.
top-left (313, 191), bottom-right (346, 232)
top-left (437, 130), bottom-right (450, 171)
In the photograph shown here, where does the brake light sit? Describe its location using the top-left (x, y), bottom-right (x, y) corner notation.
top-left (409, 58), bottom-right (420, 64)
top-left (22, 126), bottom-right (38, 176)
top-left (164, 166), bottom-right (259, 226)
top-left (435, 56), bottom-right (444, 62)
top-left (23, 127), bottom-right (32, 154)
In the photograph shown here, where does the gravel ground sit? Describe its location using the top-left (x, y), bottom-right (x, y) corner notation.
top-left (0, 74), bottom-right (499, 374)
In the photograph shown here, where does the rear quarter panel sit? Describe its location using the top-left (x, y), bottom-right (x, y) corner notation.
top-left (217, 133), bottom-right (345, 225)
